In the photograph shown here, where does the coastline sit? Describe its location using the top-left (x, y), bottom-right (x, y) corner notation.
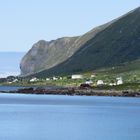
top-left (0, 87), bottom-right (140, 97)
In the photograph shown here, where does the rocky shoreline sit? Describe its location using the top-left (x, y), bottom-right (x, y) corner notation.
top-left (0, 87), bottom-right (140, 97)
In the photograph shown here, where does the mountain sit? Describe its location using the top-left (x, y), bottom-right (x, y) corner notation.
top-left (20, 7), bottom-right (140, 77)
top-left (20, 22), bottom-right (112, 76)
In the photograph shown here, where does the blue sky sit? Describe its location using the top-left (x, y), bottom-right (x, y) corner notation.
top-left (0, 0), bottom-right (140, 52)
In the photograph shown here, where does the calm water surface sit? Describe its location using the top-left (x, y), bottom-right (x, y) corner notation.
top-left (0, 52), bottom-right (25, 77)
top-left (0, 93), bottom-right (140, 140)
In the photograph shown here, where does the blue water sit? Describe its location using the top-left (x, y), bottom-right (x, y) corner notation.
top-left (0, 86), bottom-right (26, 92)
top-left (0, 86), bottom-right (64, 92)
top-left (0, 52), bottom-right (25, 77)
top-left (0, 94), bottom-right (140, 140)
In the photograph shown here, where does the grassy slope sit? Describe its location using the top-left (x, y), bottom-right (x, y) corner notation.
top-left (31, 7), bottom-right (140, 78)
top-left (6, 59), bottom-right (140, 91)
top-left (21, 20), bottom-right (111, 76)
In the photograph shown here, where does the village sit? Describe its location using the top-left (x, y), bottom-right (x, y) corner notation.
top-left (28, 74), bottom-right (123, 86)
top-left (1, 73), bottom-right (140, 97)
top-left (0, 73), bottom-right (124, 88)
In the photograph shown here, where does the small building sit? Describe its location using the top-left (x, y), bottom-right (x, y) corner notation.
top-left (53, 77), bottom-right (58, 81)
top-left (97, 80), bottom-right (104, 86)
top-left (71, 74), bottom-right (83, 79)
top-left (85, 80), bottom-right (93, 85)
top-left (30, 77), bottom-right (38, 82)
top-left (46, 78), bottom-right (50, 81)
top-left (116, 77), bottom-right (123, 85)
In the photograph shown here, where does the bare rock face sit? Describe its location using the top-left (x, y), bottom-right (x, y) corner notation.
top-left (20, 37), bottom-right (80, 76)
top-left (20, 22), bottom-right (110, 76)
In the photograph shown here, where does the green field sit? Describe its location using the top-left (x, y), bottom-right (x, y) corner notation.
top-left (2, 60), bottom-right (140, 91)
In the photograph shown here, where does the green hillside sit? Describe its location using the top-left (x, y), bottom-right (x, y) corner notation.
top-left (20, 20), bottom-right (111, 76)
top-left (29, 7), bottom-right (140, 78)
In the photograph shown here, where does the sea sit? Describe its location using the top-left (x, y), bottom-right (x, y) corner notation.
top-left (0, 52), bottom-right (140, 140)
top-left (0, 52), bottom-right (25, 77)
top-left (0, 91), bottom-right (139, 140)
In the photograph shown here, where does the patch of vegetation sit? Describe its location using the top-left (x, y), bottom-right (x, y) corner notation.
top-left (30, 8), bottom-right (140, 78)
top-left (2, 64), bottom-right (140, 91)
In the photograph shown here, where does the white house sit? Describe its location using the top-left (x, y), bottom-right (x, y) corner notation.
top-left (116, 77), bottom-right (123, 85)
top-left (97, 80), bottom-right (104, 86)
top-left (53, 77), bottom-right (58, 81)
top-left (85, 80), bottom-right (93, 85)
top-left (71, 74), bottom-right (83, 79)
top-left (30, 77), bottom-right (38, 82)
top-left (46, 78), bottom-right (50, 81)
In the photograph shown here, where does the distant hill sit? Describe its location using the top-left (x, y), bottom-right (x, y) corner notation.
top-left (20, 7), bottom-right (140, 78)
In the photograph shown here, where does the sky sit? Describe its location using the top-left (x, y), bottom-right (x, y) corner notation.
top-left (0, 0), bottom-right (140, 52)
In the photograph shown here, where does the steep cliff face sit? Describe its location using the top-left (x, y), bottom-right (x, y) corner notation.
top-left (20, 21), bottom-right (111, 76)
top-left (21, 7), bottom-right (140, 77)
top-left (20, 37), bottom-right (78, 75)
